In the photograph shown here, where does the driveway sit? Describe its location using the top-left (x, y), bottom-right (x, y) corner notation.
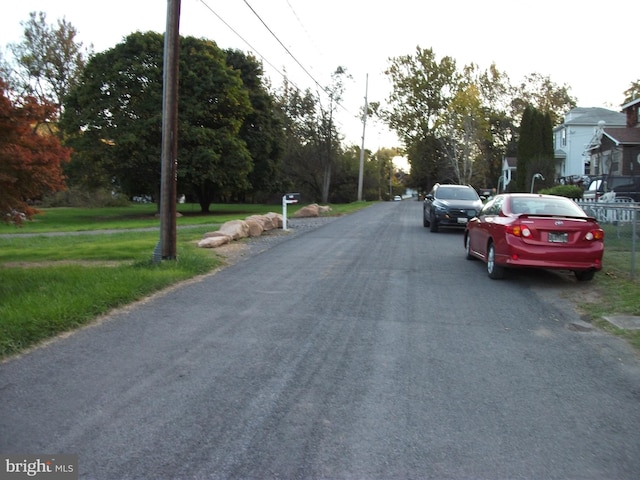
top-left (2, 201), bottom-right (640, 479)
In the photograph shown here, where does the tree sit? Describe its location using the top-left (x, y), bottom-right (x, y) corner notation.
top-left (225, 49), bottom-right (285, 202)
top-left (512, 73), bottom-right (576, 125)
top-left (318, 67), bottom-right (350, 204)
top-left (382, 47), bottom-right (461, 191)
top-left (436, 83), bottom-right (490, 185)
top-left (61, 32), bottom-right (253, 212)
top-left (623, 80), bottom-right (640, 104)
top-left (0, 79), bottom-right (70, 223)
top-left (274, 69), bottom-right (348, 204)
top-left (8, 11), bottom-right (90, 123)
top-left (515, 105), bottom-right (554, 192)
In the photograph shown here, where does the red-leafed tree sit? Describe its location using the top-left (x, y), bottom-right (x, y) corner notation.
top-left (0, 78), bottom-right (70, 223)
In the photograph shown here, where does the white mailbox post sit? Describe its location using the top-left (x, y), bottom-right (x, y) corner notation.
top-left (282, 193), bottom-right (300, 230)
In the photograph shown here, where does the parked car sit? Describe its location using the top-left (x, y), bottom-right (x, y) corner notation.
top-left (583, 175), bottom-right (640, 202)
top-left (464, 193), bottom-right (604, 281)
top-left (393, 195), bottom-right (402, 201)
top-left (423, 184), bottom-right (483, 232)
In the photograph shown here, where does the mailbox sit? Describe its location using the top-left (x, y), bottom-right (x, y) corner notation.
top-left (282, 193), bottom-right (301, 231)
top-left (284, 193), bottom-right (300, 204)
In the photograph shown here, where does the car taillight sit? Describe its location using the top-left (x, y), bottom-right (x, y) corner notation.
top-left (585, 229), bottom-right (604, 241)
top-left (506, 224), bottom-right (531, 237)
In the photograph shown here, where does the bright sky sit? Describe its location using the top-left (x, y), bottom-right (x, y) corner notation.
top-left (1, 0), bottom-right (638, 161)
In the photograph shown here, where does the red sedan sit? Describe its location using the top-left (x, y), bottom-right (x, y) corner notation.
top-left (464, 193), bottom-right (604, 281)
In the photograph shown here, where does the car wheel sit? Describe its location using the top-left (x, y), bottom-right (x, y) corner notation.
top-left (574, 270), bottom-right (595, 282)
top-left (429, 213), bottom-right (439, 232)
top-left (423, 208), bottom-right (429, 227)
top-left (487, 243), bottom-right (505, 279)
top-left (465, 234), bottom-right (475, 260)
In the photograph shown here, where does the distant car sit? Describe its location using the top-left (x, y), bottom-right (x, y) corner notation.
top-left (464, 193), bottom-right (604, 281)
top-left (423, 184), bottom-right (483, 232)
top-left (393, 195), bottom-right (402, 201)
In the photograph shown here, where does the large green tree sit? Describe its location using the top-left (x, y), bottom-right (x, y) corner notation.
top-left (225, 49), bottom-right (285, 202)
top-left (382, 47), bottom-right (461, 192)
top-left (61, 32), bottom-right (253, 212)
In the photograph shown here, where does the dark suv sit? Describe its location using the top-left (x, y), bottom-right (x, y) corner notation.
top-left (423, 184), bottom-right (483, 232)
top-left (583, 175), bottom-right (640, 202)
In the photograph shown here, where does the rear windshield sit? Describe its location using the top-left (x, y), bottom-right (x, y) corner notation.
top-left (509, 197), bottom-right (586, 217)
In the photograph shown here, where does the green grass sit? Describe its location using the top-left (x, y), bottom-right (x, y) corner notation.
top-left (574, 223), bottom-right (640, 350)
top-left (0, 203), bottom-right (291, 233)
top-left (0, 202), bottom-right (373, 359)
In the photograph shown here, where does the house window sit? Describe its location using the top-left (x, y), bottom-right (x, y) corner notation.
top-left (561, 128), bottom-right (566, 147)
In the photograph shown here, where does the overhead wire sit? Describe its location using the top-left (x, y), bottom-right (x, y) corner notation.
top-left (197, 0), bottom-right (354, 119)
top-left (196, 0), bottom-right (302, 92)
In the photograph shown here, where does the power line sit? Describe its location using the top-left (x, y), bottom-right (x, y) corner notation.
top-left (242, 0), bottom-right (330, 97)
top-left (197, 0), bottom-right (353, 118)
top-left (196, 0), bottom-right (302, 92)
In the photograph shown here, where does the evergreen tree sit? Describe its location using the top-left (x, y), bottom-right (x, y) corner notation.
top-left (515, 105), bottom-right (534, 191)
top-left (515, 105), bottom-right (554, 192)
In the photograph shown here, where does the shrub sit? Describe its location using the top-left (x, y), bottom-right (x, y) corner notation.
top-left (539, 185), bottom-right (583, 199)
top-left (41, 187), bottom-right (131, 207)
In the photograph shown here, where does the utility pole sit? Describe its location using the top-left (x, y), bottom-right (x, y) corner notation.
top-left (156, 0), bottom-right (181, 262)
top-left (357, 74), bottom-right (368, 202)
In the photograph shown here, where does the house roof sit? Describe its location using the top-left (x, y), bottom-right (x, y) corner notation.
top-left (603, 127), bottom-right (640, 145)
top-left (621, 97), bottom-right (640, 110)
top-left (554, 148), bottom-right (567, 158)
top-left (558, 107), bottom-right (626, 127)
top-left (503, 156), bottom-right (517, 168)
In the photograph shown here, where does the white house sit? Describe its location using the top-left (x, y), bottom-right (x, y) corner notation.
top-left (553, 107), bottom-right (626, 182)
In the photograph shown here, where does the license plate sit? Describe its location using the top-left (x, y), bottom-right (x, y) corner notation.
top-left (548, 232), bottom-right (568, 243)
top-left (457, 217), bottom-right (468, 224)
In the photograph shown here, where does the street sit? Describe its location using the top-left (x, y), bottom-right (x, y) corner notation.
top-left (2, 200), bottom-right (640, 479)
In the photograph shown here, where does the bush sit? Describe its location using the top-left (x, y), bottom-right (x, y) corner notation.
top-left (41, 187), bottom-right (131, 207)
top-left (539, 185), bottom-right (583, 199)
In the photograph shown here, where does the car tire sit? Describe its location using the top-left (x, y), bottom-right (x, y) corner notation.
top-left (465, 234), bottom-right (475, 260)
top-left (574, 270), bottom-right (595, 282)
top-left (423, 209), bottom-right (429, 227)
top-left (487, 243), bottom-right (505, 279)
top-left (429, 213), bottom-right (438, 232)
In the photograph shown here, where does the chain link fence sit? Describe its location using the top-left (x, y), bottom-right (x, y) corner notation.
top-left (576, 199), bottom-right (638, 279)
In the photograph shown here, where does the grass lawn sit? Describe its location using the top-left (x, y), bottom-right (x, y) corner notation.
top-left (0, 202), bottom-right (372, 359)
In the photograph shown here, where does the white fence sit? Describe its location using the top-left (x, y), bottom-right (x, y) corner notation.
top-left (575, 197), bottom-right (638, 224)
top-left (574, 198), bottom-right (638, 279)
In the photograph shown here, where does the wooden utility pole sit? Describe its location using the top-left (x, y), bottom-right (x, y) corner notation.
top-left (357, 74), bottom-right (368, 202)
top-left (157, 0), bottom-right (181, 261)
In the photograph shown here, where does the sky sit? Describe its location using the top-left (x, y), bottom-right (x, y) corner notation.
top-left (1, 0), bottom-right (638, 167)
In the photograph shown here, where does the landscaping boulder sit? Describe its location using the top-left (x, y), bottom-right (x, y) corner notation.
top-left (197, 235), bottom-right (231, 248)
top-left (293, 204), bottom-right (320, 218)
top-left (293, 204), bottom-right (331, 218)
top-left (264, 212), bottom-right (283, 229)
top-left (197, 212), bottom-right (284, 249)
top-left (245, 217), bottom-right (265, 237)
top-left (217, 219), bottom-right (250, 240)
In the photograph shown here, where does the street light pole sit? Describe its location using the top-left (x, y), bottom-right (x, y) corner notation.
top-left (530, 173), bottom-right (544, 193)
top-left (357, 74), bottom-right (368, 202)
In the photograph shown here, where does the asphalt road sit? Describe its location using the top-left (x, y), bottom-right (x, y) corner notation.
top-left (2, 200), bottom-right (640, 479)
